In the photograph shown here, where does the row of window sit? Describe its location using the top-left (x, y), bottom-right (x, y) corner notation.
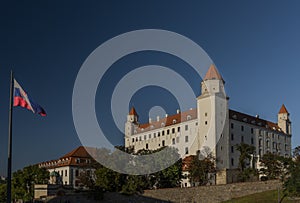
top-left (231, 123), bottom-right (289, 142)
top-left (132, 125), bottom-right (193, 142)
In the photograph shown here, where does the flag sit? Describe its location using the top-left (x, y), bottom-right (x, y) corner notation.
top-left (13, 79), bottom-right (46, 116)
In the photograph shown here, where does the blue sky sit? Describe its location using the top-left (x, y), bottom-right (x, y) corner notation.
top-left (0, 0), bottom-right (300, 175)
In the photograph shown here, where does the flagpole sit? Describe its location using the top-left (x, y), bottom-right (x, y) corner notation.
top-left (7, 70), bottom-right (14, 203)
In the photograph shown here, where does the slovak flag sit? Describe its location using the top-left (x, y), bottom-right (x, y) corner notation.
top-left (13, 79), bottom-right (46, 116)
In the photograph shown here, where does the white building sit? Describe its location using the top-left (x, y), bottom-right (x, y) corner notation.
top-left (124, 64), bottom-right (292, 185)
top-left (38, 146), bottom-right (95, 188)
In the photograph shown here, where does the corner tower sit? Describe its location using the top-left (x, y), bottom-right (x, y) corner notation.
top-left (125, 107), bottom-right (138, 138)
top-left (278, 104), bottom-right (291, 135)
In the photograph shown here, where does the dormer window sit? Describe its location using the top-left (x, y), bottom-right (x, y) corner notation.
top-left (251, 120), bottom-right (255, 124)
top-left (161, 123), bottom-right (165, 127)
top-left (242, 118), bottom-right (247, 122)
top-left (232, 115), bottom-right (237, 119)
top-left (173, 119), bottom-right (177, 124)
top-left (187, 115), bottom-right (191, 120)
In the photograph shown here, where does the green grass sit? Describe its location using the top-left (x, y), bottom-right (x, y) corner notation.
top-left (222, 190), bottom-right (300, 203)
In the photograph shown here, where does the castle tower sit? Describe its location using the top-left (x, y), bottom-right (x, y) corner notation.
top-left (195, 64), bottom-right (229, 169)
top-left (278, 104), bottom-right (291, 135)
top-left (125, 107), bottom-right (138, 139)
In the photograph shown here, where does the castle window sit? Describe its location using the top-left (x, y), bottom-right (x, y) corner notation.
top-left (132, 138), bottom-right (134, 142)
top-left (231, 146), bottom-right (234, 153)
top-left (172, 138), bottom-right (175, 145)
top-left (241, 125), bottom-right (244, 131)
top-left (162, 131), bottom-right (165, 136)
top-left (144, 135), bottom-right (147, 140)
top-left (75, 170), bottom-right (79, 177)
top-left (205, 112), bottom-right (208, 117)
top-left (65, 170), bottom-right (67, 177)
top-left (146, 144), bottom-right (148, 149)
top-left (136, 137), bottom-right (138, 141)
top-left (231, 133), bottom-right (234, 141)
top-left (178, 127), bottom-right (180, 132)
top-left (172, 128), bottom-right (175, 134)
top-left (251, 137), bottom-right (254, 145)
top-left (266, 140), bottom-right (270, 148)
top-left (241, 136), bottom-right (244, 143)
top-left (149, 134), bottom-right (151, 139)
top-left (259, 139), bottom-right (262, 147)
top-left (205, 121), bottom-right (208, 125)
top-left (231, 158), bottom-right (234, 166)
top-left (251, 128), bottom-right (254, 134)
top-left (158, 132), bottom-right (161, 137)
top-left (185, 147), bottom-right (189, 154)
top-left (196, 122), bottom-right (198, 126)
top-left (139, 136), bottom-right (142, 141)
top-left (220, 146), bottom-right (223, 151)
top-left (162, 140), bottom-right (165, 147)
top-left (231, 123), bottom-right (234, 129)
top-left (185, 136), bottom-right (188, 142)
top-left (185, 125), bottom-right (188, 131)
top-left (167, 129), bottom-right (170, 135)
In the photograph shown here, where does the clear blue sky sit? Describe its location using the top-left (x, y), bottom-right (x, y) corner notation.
top-left (0, 0), bottom-right (299, 175)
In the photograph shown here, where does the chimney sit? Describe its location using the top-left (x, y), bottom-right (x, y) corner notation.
top-left (149, 118), bottom-right (152, 123)
top-left (157, 116), bottom-right (160, 122)
top-left (165, 114), bottom-right (168, 118)
top-left (190, 108), bottom-right (193, 110)
top-left (176, 109), bottom-right (180, 114)
top-left (256, 115), bottom-right (259, 118)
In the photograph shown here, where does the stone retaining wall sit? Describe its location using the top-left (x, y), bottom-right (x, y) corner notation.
top-left (143, 180), bottom-right (281, 203)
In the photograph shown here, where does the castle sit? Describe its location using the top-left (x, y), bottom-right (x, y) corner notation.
top-left (124, 64), bottom-right (292, 185)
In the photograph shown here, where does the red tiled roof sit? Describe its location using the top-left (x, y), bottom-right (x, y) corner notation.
top-left (129, 107), bottom-right (138, 116)
top-left (204, 64), bottom-right (223, 81)
top-left (136, 109), bottom-right (197, 133)
top-left (39, 146), bottom-right (95, 169)
top-left (229, 109), bottom-right (284, 133)
top-left (278, 104), bottom-right (289, 114)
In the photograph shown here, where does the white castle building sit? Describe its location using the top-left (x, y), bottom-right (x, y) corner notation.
top-left (124, 64), bottom-right (292, 185)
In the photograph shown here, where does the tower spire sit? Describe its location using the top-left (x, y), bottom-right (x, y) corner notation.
top-left (204, 64), bottom-right (223, 81)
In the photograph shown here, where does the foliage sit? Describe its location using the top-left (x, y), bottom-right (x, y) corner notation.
top-left (11, 164), bottom-right (49, 201)
top-left (283, 162), bottom-right (300, 198)
top-left (0, 183), bottom-right (6, 202)
top-left (188, 147), bottom-right (216, 186)
top-left (259, 153), bottom-right (293, 181)
top-left (235, 143), bottom-right (255, 172)
top-left (94, 146), bottom-right (182, 195)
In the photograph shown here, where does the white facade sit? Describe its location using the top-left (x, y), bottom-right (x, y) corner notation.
top-left (124, 64), bottom-right (292, 185)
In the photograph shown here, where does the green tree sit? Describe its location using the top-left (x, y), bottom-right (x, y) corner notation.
top-left (0, 183), bottom-right (6, 202)
top-left (259, 153), bottom-right (292, 181)
top-left (12, 165), bottom-right (49, 201)
top-left (188, 147), bottom-right (216, 186)
top-left (235, 143), bottom-right (255, 171)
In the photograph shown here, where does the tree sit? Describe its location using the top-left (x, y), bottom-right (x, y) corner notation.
top-left (188, 147), bottom-right (216, 186)
top-left (11, 165), bottom-right (49, 201)
top-left (259, 153), bottom-right (292, 181)
top-left (0, 183), bottom-right (6, 202)
top-left (235, 143), bottom-right (255, 171)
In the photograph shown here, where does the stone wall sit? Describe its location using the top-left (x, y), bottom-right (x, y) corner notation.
top-left (143, 180), bottom-right (281, 203)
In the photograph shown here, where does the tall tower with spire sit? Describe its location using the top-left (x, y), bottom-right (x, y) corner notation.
top-left (125, 107), bottom-right (138, 139)
top-left (278, 104), bottom-right (291, 135)
top-left (194, 64), bottom-right (229, 169)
